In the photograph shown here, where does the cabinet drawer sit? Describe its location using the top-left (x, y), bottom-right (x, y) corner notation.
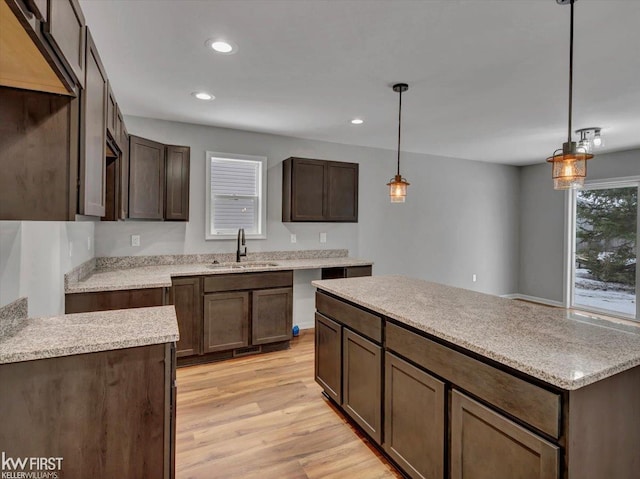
top-left (315, 291), bottom-right (381, 343)
top-left (451, 391), bottom-right (559, 479)
top-left (386, 322), bottom-right (561, 438)
top-left (204, 271), bottom-right (293, 293)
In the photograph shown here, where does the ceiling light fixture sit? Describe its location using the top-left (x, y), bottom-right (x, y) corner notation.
top-left (206, 39), bottom-right (237, 55)
top-left (575, 127), bottom-right (604, 153)
top-left (192, 92), bottom-right (214, 101)
top-left (546, 0), bottom-right (594, 190)
top-left (351, 118), bottom-right (364, 125)
top-left (387, 83), bottom-right (410, 203)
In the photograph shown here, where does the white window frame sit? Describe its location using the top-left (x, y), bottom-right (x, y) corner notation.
top-left (565, 176), bottom-right (640, 320)
top-left (205, 151), bottom-right (267, 240)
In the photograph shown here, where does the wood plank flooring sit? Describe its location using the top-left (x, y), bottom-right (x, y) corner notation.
top-left (176, 329), bottom-right (401, 479)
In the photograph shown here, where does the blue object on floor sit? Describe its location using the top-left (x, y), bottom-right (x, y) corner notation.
top-left (292, 325), bottom-right (300, 337)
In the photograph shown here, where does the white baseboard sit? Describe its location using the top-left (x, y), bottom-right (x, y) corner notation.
top-left (500, 293), bottom-right (565, 308)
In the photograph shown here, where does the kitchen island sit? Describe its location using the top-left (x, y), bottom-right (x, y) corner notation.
top-left (313, 275), bottom-right (640, 479)
top-left (0, 301), bottom-right (179, 478)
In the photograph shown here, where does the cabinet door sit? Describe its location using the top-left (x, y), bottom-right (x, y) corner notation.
top-left (384, 352), bottom-right (445, 479)
top-left (170, 277), bottom-right (202, 358)
top-left (326, 161), bottom-right (358, 222)
top-left (43, 0), bottom-right (85, 88)
top-left (203, 292), bottom-right (249, 353)
top-left (251, 287), bottom-right (292, 345)
top-left (78, 28), bottom-right (106, 217)
top-left (129, 135), bottom-right (166, 219)
top-left (314, 313), bottom-right (342, 403)
top-left (290, 158), bottom-right (326, 221)
top-left (165, 145), bottom-right (190, 221)
top-left (342, 328), bottom-right (382, 444)
top-left (450, 390), bottom-right (559, 479)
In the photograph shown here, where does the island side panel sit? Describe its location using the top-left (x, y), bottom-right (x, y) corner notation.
top-left (0, 343), bottom-right (170, 478)
top-left (567, 365), bottom-right (640, 479)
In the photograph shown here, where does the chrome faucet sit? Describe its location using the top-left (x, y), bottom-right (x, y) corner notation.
top-left (236, 228), bottom-right (247, 262)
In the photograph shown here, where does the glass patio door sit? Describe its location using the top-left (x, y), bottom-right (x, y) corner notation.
top-left (571, 182), bottom-right (638, 319)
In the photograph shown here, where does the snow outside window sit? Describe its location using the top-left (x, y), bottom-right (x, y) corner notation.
top-left (568, 177), bottom-right (640, 320)
top-left (206, 152), bottom-right (267, 240)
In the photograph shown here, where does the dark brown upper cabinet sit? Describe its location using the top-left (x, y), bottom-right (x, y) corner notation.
top-left (127, 136), bottom-right (190, 221)
top-left (165, 145), bottom-right (190, 221)
top-left (78, 28), bottom-right (107, 217)
top-left (1, 0), bottom-right (82, 95)
top-left (282, 157), bottom-right (358, 222)
top-left (42, 0), bottom-right (86, 89)
top-left (128, 135), bottom-right (166, 220)
top-left (0, 87), bottom-right (79, 220)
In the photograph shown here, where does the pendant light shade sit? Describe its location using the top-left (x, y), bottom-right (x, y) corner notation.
top-left (547, 0), bottom-right (594, 190)
top-left (387, 83), bottom-right (410, 203)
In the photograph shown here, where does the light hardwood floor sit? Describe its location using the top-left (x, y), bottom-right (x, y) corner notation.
top-left (176, 329), bottom-right (402, 479)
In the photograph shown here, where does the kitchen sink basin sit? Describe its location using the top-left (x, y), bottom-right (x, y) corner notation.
top-left (207, 262), bottom-right (278, 270)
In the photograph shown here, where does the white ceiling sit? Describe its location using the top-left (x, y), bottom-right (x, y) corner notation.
top-left (79, 0), bottom-right (640, 166)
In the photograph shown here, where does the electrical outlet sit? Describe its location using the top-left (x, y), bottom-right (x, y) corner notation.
top-left (472, 274), bottom-right (477, 283)
top-left (131, 235), bottom-right (141, 247)
top-left (319, 232), bottom-right (327, 243)
top-left (290, 234), bottom-right (297, 244)
top-left (69, 242), bottom-right (73, 257)
top-left (87, 237), bottom-right (91, 251)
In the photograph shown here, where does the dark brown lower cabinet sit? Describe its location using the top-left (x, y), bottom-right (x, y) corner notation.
top-left (0, 343), bottom-right (175, 479)
top-left (203, 291), bottom-right (249, 353)
top-left (170, 277), bottom-right (201, 357)
top-left (65, 287), bottom-right (165, 313)
top-left (252, 287), bottom-right (293, 345)
top-left (314, 312), bottom-right (342, 403)
top-left (384, 352), bottom-right (445, 479)
top-left (342, 328), bottom-right (382, 444)
top-left (450, 390), bottom-right (559, 479)
top-left (320, 265), bottom-right (372, 280)
top-left (315, 291), bottom-right (640, 479)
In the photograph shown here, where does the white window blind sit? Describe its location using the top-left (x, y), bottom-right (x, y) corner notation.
top-left (206, 153), bottom-right (267, 239)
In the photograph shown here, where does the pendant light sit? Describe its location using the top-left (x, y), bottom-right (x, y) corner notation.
top-left (387, 83), bottom-right (410, 203)
top-left (546, 0), bottom-right (594, 190)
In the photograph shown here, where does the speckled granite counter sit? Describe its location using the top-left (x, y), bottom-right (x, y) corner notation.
top-left (66, 256), bottom-right (373, 294)
top-left (312, 275), bottom-right (640, 390)
top-left (0, 305), bottom-right (179, 364)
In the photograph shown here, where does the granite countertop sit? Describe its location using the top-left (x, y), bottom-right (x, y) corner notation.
top-left (312, 275), bottom-right (640, 390)
top-left (66, 256), bottom-right (373, 294)
top-left (0, 305), bottom-right (179, 364)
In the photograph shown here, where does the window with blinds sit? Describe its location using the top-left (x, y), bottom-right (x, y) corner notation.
top-left (206, 152), bottom-right (267, 239)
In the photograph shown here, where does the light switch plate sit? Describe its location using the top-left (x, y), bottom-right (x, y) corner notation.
top-left (290, 234), bottom-right (297, 244)
top-left (131, 235), bottom-right (141, 247)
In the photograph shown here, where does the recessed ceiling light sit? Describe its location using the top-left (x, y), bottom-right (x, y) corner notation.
top-left (351, 119), bottom-right (364, 125)
top-left (192, 92), bottom-right (214, 101)
top-left (206, 38), bottom-right (238, 54)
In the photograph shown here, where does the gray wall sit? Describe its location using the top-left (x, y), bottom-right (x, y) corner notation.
top-left (96, 115), bottom-right (521, 296)
top-left (0, 221), bottom-right (95, 315)
top-left (519, 148), bottom-right (640, 302)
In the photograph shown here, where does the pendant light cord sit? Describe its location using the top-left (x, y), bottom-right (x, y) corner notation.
top-left (567, 0), bottom-right (574, 143)
top-left (397, 87), bottom-right (402, 176)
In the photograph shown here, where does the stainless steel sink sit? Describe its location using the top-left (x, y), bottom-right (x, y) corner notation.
top-left (206, 262), bottom-right (278, 270)
top-left (237, 262), bottom-right (278, 269)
